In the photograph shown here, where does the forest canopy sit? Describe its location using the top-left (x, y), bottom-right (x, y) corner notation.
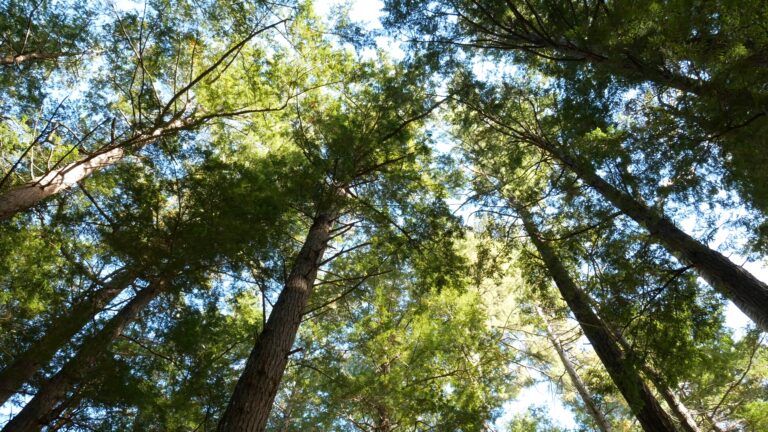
top-left (0, 0), bottom-right (766, 431)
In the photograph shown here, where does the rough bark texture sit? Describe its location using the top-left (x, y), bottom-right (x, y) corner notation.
top-left (1, 278), bottom-right (166, 432)
top-left (0, 268), bottom-right (136, 405)
top-left (217, 211), bottom-right (335, 432)
top-left (518, 206), bottom-right (677, 432)
top-left (535, 138), bottom-right (768, 331)
top-left (536, 307), bottom-right (613, 432)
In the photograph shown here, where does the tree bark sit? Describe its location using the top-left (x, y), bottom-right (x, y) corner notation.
top-left (536, 307), bottom-right (613, 432)
top-left (529, 136), bottom-right (768, 331)
top-left (217, 210), bottom-right (335, 432)
top-left (608, 330), bottom-right (703, 432)
top-left (0, 51), bottom-right (82, 66)
top-left (653, 379), bottom-right (701, 432)
top-left (0, 117), bottom-right (191, 221)
top-left (1, 277), bottom-right (167, 432)
top-left (0, 268), bottom-right (137, 405)
top-left (0, 19), bottom-right (287, 221)
top-left (517, 205), bottom-right (677, 432)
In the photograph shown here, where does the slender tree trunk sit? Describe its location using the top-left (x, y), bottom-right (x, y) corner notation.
top-left (0, 268), bottom-right (136, 405)
top-left (1, 277), bottom-right (167, 432)
top-left (517, 205), bottom-right (677, 432)
top-left (0, 51), bottom-right (83, 66)
top-left (0, 117), bottom-right (190, 221)
top-left (608, 329), bottom-right (703, 432)
top-left (529, 136), bottom-right (768, 331)
top-left (654, 380), bottom-right (701, 432)
top-left (217, 210), bottom-right (335, 432)
top-left (703, 412), bottom-right (728, 432)
top-left (535, 307), bottom-right (613, 432)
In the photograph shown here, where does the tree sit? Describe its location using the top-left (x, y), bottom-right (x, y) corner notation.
top-left (516, 203), bottom-right (677, 431)
top-left (0, 266), bottom-right (139, 406)
top-left (536, 306), bottom-right (614, 432)
top-left (0, 0), bottom-right (294, 221)
top-left (268, 242), bottom-right (517, 431)
top-left (453, 78), bottom-right (768, 331)
top-left (218, 18), bottom-right (450, 426)
top-left (384, 0), bottom-right (768, 218)
top-left (1, 96), bottom-right (296, 427)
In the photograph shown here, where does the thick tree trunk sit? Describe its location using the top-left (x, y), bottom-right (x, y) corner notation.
top-left (536, 307), bottom-right (613, 432)
top-left (531, 137), bottom-right (768, 331)
top-left (0, 147), bottom-right (125, 220)
top-left (0, 268), bottom-right (136, 405)
top-left (1, 278), bottom-right (166, 432)
top-left (517, 206), bottom-right (677, 432)
top-left (374, 405), bottom-right (392, 432)
top-left (217, 211), bottom-right (335, 432)
top-left (0, 117), bottom-right (190, 221)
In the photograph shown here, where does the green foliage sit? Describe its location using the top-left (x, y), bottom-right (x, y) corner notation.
top-left (1, 1), bottom-right (767, 431)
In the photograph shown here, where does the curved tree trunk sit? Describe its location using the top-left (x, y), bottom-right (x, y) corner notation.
top-left (517, 205), bottom-right (677, 432)
top-left (0, 268), bottom-right (137, 405)
top-left (1, 277), bottom-right (167, 432)
top-left (217, 210), bottom-right (335, 432)
top-left (536, 307), bottom-right (613, 432)
top-left (527, 136), bottom-right (768, 331)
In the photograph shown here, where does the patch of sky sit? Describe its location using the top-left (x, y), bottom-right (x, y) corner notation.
top-left (494, 378), bottom-right (579, 430)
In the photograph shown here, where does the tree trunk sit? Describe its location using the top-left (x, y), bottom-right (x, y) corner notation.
top-left (0, 117), bottom-right (191, 221)
top-left (530, 137), bottom-right (768, 331)
top-left (374, 404), bottom-right (392, 432)
top-left (536, 307), bottom-right (613, 432)
top-left (1, 277), bottom-right (167, 432)
top-left (654, 380), bottom-right (701, 432)
top-left (217, 210), bottom-right (335, 432)
top-left (0, 268), bottom-right (136, 405)
top-left (703, 412), bottom-right (728, 432)
top-left (608, 330), bottom-right (703, 432)
top-left (0, 51), bottom-right (82, 66)
top-left (517, 205), bottom-right (677, 432)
